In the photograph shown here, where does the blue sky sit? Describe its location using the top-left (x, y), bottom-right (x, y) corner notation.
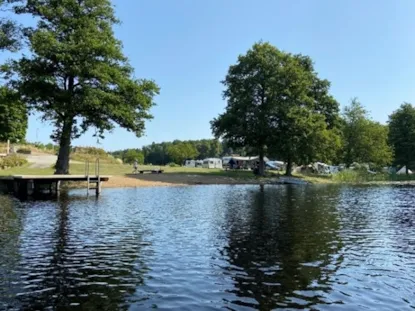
top-left (3, 0), bottom-right (415, 151)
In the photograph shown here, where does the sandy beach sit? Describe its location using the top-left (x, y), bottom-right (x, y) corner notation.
top-left (102, 173), bottom-right (261, 188)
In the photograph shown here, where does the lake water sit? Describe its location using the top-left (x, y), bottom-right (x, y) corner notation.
top-left (0, 185), bottom-right (414, 310)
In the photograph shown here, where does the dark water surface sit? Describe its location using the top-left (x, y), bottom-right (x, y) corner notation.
top-left (0, 185), bottom-right (414, 310)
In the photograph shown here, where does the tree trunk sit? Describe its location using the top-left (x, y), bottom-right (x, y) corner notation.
top-left (55, 120), bottom-right (73, 175)
top-left (258, 149), bottom-right (265, 176)
top-left (285, 157), bottom-right (293, 176)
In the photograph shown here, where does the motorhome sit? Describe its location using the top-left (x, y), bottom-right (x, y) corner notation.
top-left (202, 158), bottom-right (223, 169)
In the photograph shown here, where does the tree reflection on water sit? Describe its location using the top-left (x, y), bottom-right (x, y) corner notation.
top-left (1, 193), bottom-right (152, 310)
top-left (221, 185), bottom-right (344, 310)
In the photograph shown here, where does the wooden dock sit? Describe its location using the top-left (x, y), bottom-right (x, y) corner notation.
top-left (0, 175), bottom-right (110, 199)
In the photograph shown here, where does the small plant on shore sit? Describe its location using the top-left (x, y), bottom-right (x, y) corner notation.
top-left (0, 154), bottom-right (28, 169)
top-left (167, 162), bottom-right (180, 167)
top-left (331, 168), bottom-right (415, 183)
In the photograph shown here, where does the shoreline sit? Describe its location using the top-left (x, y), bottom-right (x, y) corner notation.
top-left (64, 174), bottom-right (311, 189)
top-left (72, 174), bottom-right (415, 189)
top-left (3, 171), bottom-right (415, 192)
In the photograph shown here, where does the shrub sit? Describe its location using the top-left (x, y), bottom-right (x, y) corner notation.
top-left (69, 152), bottom-right (119, 164)
top-left (32, 142), bottom-right (45, 149)
top-left (72, 146), bottom-right (107, 156)
top-left (167, 162), bottom-right (180, 167)
top-left (0, 154), bottom-right (28, 169)
top-left (16, 147), bottom-right (32, 154)
top-left (45, 143), bottom-right (56, 150)
top-left (332, 169), bottom-right (389, 183)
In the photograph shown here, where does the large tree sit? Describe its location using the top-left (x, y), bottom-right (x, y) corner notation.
top-left (0, 0), bottom-right (21, 52)
top-left (0, 86), bottom-right (27, 142)
top-left (167, 142), bottom-right (199, 165)
top-left (388, 103), bottom-right (415, 174)
top-left (342, 98), bottom-right (392, 168)
top-left (212, 42), bottom-right (340, 176)
top-left (5, 0), bottom-right (159, 174)
top-left (123, 149), bottom-right (144, 165)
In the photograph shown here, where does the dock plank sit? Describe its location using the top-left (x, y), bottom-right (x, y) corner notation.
top-left (0, 175), bottom-right (110, 181)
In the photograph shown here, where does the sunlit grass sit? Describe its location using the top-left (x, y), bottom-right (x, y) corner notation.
top-left (0, 164), bottom-right (54, 176)
top-left (0, 162), bottom-right (257, 179)
top-left (3, 162), bottom-right (414, 184)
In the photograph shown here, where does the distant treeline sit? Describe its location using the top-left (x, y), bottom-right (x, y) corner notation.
top-left (111, 139), bottom-right (255, 165)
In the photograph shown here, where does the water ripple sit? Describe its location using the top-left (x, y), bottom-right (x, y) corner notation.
top-left (0, 185), bottom-right (414, 310)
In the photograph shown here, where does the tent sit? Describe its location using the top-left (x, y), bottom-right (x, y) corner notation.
top-left (266, 161), bottom-right (285, 170)
top-left (225, 156), bottom-right (270, 169)
top-left (397, 166), bottom-right (413, 175)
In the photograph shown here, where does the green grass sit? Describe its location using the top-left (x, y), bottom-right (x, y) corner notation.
top-left (296, 170), bottom-right (415, 184)
top-left (3, 162), bottom-right (414, 185)
top-left (293, 173), bottom-right (335, 184)
top-left (0, 164), bottom-right (54, 176)
top-left (0, 163), bottom-right (258, 179)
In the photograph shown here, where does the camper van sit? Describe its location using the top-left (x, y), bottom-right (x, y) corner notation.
top-left (184, 160), bottom-right (196, 167)
top-left (202, 158), bottom-right (223, 169)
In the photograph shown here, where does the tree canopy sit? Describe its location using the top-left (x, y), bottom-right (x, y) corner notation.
top-left (0, 0), bottom-right (21, 52)
top-left (5, 0), bottom-right (159, 173)
top-left (123, 149), bottom-right (144, 165)
top-left (167, 143), bottom-right (199, 165)
top-left (0, 86), bottom-right (27, 142)
top-left (342, 98), bottom-right (392, 168)
top-left (111, 139), bottom-right (224, 165)
top-left (212, 42), bottom-right (340, 175)
top-left (388, 103), bottom-right (415, 173)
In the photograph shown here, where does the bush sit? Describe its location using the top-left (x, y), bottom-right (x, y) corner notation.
top-left (68, 146), bottom-right (121, 164)
top-left (16, 147), bottom-right (32, 154)
top-left (332, 169), bottom-right (389, 183)
top-left (45, 143), bottom-right (57, 150)
top-left (167, 162), bottom-right (180, 167)
top-left (0, 154), bottom-right (28, 169)
top-left (72, 146), bottom-right (107, 156)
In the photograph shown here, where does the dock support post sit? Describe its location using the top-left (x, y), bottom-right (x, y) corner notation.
top-left (13, 181), bottom-right (18, 194)
top-left (95, 181), bottom-right (102, 197)
top-left (28, 180), bottom-right (34, 196)
top-left (17, 180), bottom-right (28, 199)
top-left (56, 181), bottom-right (61, 196)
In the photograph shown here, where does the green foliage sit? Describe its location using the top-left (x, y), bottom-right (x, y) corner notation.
top-left (6, 0), bottom-right (159, 174)
top-left (69, 146), bottom-right (118, 164)
top-left (167, 143), bottom-right (199, 164)
top-left (0, 1), bottom-right (21, 51)
top-left (0, 154), bottom-right (27, 169)
top-left (388, 103), bottom-right (415, 172)
top-left (72, 146), bottom-right (107, 156)
top-left (31, 142), bottom-right (58, 151)
top-left (0, 86), bottom-right (27, 143)
top-left (330, 169), bottom-right (415, 183)
top-left (331, 170), bottom-right (371, 183)
top-left (123, 149), bottom-right (144, 164)
top-left (167, 162), bottom-right (180, 167)
top-left (342, 98), bottom-right (392, 168)
top-left (212, 42), bottom-right (340, 176)
top-left (16, 147), bottom-right (31, 154)
top-left (112, 139), bottom-right (223, 165)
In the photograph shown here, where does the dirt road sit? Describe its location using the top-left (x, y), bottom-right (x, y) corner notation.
top-left (25, 154), bottom-right (81, 169)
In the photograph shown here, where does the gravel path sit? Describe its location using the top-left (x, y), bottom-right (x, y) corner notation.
top-left (25, 154), bottom-right (81, 169)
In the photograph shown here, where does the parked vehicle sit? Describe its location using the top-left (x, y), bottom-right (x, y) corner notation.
top-left (202, 158), bottom-right (223, 169)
